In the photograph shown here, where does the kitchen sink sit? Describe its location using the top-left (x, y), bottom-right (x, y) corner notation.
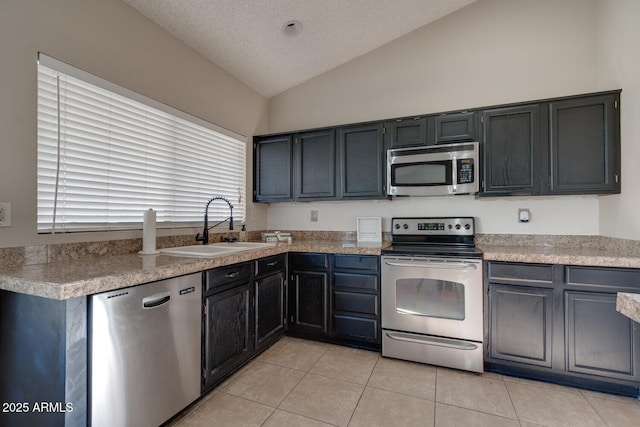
top-left (158, 242), bottom-right (276, 257)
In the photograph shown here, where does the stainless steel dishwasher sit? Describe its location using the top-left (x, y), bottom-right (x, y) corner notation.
top-left (90, 273), bottom-right (202, 427)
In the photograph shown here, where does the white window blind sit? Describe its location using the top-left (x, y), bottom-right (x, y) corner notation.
top-left (37, 54), bottom-right (246, 233)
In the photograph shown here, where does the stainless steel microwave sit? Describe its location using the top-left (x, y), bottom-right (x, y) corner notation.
top-left (386, 141), bottom-right (479, 196)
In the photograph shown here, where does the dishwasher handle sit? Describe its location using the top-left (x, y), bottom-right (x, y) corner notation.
top-left (142, 292), bottom-right (171, 309)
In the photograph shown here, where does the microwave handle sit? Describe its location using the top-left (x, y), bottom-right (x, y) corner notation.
top-left (452, 154), bottom-right (457, 193)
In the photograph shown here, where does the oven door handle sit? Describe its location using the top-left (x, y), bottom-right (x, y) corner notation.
top-left (385, 331), bottom-right (479, 351)
top-left (384, 261), bottom-right (478, 270)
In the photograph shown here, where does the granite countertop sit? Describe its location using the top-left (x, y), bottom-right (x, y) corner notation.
top-left (616, 292), bottom-right (640, 323)
top-left (5, 233), bottom-right (640, 301)
top-left (0, 240), bottom-right (389, 300)
top-left (479, 244), bottom-right (640, 269)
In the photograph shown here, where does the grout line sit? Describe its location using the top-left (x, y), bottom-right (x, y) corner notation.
top-left (502, 374), bottom-right (521, 423)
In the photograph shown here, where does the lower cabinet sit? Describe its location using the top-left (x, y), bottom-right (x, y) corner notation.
top-left (489, 283), bottom-right (553, 368)
top-left (287, 252), bottom-right (381, 349)
top-left (202, 254), bottom-right (286, 391)
top-left (254, 254), bottom-right (286, 351)
top-left (332, 254), bottom-right (380, 347)
top-left (486, 261), bottom-right (640, 397)
top-left (288, 253), bottom-right (330, 336)
top-left (202, 263), bottom-right (253, 391)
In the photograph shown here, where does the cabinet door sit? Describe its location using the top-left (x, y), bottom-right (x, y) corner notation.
top-left (294, 129), bottom-right (336, 200)
top-left (481, 105), bottom-right (539, 195)
top-left (253, 135), bottom-right (293, 202)
top-left (489, 283), bottom-right (553, 368)
top-left (337, 123), bottom-right (386, 198)
top-left (255, 272), bottom-right (285, 350)
top-left (435, 111), bottom-right (478, 144)
top-left (565, 291), bottom-right (638, 381)
top-left (203, 282), bottom-right (253, 389)
top-left (386, 117), bottom-right (429, 148)
top-left (289, 270), bottom-right (329, 335)
top-left (548, 93), bottom-right (620, 194)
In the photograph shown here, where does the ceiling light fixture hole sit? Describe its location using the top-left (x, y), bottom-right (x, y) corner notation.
top-left (282, 20), bottom-right (303, 36)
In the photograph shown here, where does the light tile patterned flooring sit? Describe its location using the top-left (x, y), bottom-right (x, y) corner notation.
top-left (170, 336), bottom-right (640, 427)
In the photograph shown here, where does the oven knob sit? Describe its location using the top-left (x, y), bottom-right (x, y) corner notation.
top-left (403, 224), bottom-right (409, 230)
top-left (455, 224), bottom-right (461, 230)
top-left (464, 223), bottom-right (471, 230)
top-left (448, 224), bottom-right (452, 229)
top-left (394, 223), bottom-right (400, 230)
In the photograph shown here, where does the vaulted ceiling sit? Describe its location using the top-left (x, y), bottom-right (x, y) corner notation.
top-left (121, 0), bottom-right (476, 98)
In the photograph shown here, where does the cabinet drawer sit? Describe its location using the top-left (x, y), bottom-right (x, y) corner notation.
top-left (333, 272), bottom-right (378, 291)
top-left (291, 253), bottom-right (329, 269)
top-left (205, 262), bottom-right (252, 292)
top-left (488, 262), bottom-right (553, 283)
top-left (334, 291), bottom-right (378, 315)
top-left (565, 266), bottom-right (640, 290)
top-left (255, 254), bottom-right (286, 276)
top-left (334, 254), bottom-right (379, 272)
top-left (333, 315), bottom-right (378, 341)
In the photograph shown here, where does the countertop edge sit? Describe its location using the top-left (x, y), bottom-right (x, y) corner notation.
top-left (0, 242), bottom-right (386, 300)
top-left (616, 292), bottom-right (640, 323)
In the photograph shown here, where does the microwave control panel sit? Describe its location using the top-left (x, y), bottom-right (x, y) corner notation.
top-left (457, 159), bottom-right (475, 184)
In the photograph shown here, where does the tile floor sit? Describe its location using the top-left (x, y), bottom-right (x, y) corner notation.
top-left (169, 336), bottom-right (640, 427)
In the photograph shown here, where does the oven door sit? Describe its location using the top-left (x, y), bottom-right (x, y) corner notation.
top-left (381, 256), bottom-right (483, 342)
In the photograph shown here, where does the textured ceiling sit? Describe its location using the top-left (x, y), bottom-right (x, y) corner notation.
top-left (121, 0), bottom-right (476, 98)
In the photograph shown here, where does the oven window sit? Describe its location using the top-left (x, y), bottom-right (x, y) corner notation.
top-left (391, 161), bottom-right (451, 186)
top-left (396, 278), bottom-right (465, 320)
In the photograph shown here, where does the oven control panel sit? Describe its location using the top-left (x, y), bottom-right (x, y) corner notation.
top-left (391, 217), bottom-right (474, 236)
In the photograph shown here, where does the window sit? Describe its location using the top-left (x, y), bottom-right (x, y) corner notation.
top-left (37, 54), bottom-right (246, 233)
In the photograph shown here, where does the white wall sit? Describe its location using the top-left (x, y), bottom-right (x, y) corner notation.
top-left (267, 197), bottom-right (599, 235)
top-left (597, 0), bottom-right (640, 240)
top-left (266, 0), bottom-right (608, 235)
top-left (0, 0), bottom-right (269, 248)
top-left (269, 0), bottom-right (599, 132)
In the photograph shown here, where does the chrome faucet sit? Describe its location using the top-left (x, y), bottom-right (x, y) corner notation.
top-left (195, 196), bottom-right (234, 245)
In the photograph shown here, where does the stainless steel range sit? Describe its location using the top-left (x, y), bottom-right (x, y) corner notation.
top-left (381, 217), bottom-right (484, 373)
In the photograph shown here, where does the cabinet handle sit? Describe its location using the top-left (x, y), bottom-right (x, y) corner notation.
top-left (267, 261), bottom-right (278, 266)
top-left (225, 272), bottom-right (240, 278)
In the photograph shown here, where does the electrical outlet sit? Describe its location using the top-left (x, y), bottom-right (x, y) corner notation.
top-left (310, 210), bottom-right (318, 222)
top-left (518, 208), bottom-right (530, 223)
top-left (0, 202), bottom-right (11, 227)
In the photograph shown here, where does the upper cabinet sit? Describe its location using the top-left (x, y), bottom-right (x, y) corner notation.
top-left (480, 91), bottom-right (620, 196)
top-left (254, 89), bottom-right (621, 202)
top-left (435, 111), bottom-right (478, 144)
top-left (254, 124), bottom-right (386, 203)
top-left (253, 135), bottom-right (293, 202)
top-left (481, 105), bottom-right (540, 196)
top-left (547, 93), bottom-right (620, 194)
top-left (294, 129), bottom-right (337, 200)
top-left (338, 123), bottom-right (386, 199)
top-left (386, 117), bottom-right (430, 148)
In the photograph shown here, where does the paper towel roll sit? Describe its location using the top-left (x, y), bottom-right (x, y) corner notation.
top-left (139, 208), bottom-right (159, 255)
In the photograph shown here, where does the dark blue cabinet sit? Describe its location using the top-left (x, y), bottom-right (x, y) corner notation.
top-left (486, 261), bottom-right (640, 397)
